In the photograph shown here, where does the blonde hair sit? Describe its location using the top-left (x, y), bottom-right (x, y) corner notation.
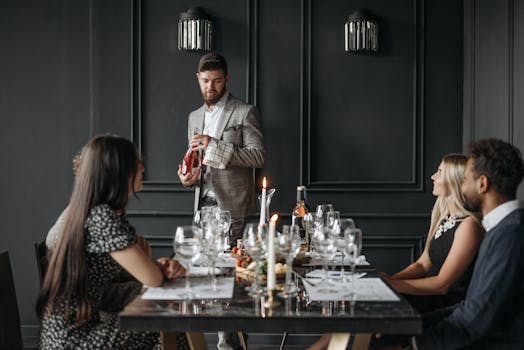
top-left (424, 154), bottom-right (480, 251)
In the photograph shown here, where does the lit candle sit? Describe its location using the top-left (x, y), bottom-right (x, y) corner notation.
top-left (267, 214), bottom-right (278, 291)
top-left (259, 177), bottom-right (267, 226)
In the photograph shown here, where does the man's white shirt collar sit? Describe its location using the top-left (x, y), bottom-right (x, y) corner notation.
top-left (482, 199), bottom-right (521, 231)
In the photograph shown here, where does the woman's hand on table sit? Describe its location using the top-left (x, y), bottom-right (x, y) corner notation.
top-left (156, 257), bottom-right (186, 279)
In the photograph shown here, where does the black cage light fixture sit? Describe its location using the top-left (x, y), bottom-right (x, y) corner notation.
top-left (344, 8), bottom-right (379, 52)
top-left (178, 7), bottom-right (213, 51)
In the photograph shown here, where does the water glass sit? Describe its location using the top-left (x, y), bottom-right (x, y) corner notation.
top-left (276, 225), bottom-right (301, 297)
top-left (344, 228), bottom-right (363, 300)
top-left (243, 223), bottom-right (268, 296)
top-left (311, 225), bottom-right (337, 294)
top-left (173, 226), bottom-right (202, 299)
top-left (200, 225), bottom-right (224, 292)
top-left (216, 209), bottom-right (232, 251)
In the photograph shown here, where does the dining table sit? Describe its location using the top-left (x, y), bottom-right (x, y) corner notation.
top-left (118, 261), bottom-right (422, 350)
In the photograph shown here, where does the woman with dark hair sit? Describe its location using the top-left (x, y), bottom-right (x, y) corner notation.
top-left (37, 135), bottom-right (184, 349)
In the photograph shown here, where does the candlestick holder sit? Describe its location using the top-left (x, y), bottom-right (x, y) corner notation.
top-left (264, 289), bottom-right (281, 309)
top-left (258, 188), bottom-right (276, 223)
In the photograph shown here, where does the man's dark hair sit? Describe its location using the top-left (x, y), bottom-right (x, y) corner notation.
top-left (468, 138), bottom-right (524, 198)
top-left (198, 52), bottom-right (228, 75)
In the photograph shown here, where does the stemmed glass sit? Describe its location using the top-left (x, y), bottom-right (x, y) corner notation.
top-left (173, 225), bottom-right (203, 299)
top-left (276, 225), bottom-right (301, 297)
top-left (344, 228), bottom-right (363, 300)
top-left (331, 218), bottom-right (355, 282)
top-left (243, 223), bottom-right (268, 296)
top-left (316, 204), bottom-right (334, 225)
top-left (216, 209), bottom-right (232, 253)
top-left (326, 211), bottom-right (340, 231)
top-left (311, 225), bottom-right (337, 294)
top-left (194, 206), bottom-right (219, 230)
top-left (200, 225), bottom-right (224, 292)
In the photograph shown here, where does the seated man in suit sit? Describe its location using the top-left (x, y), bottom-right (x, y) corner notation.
top-left (385, 138), bottom-right (524, 350)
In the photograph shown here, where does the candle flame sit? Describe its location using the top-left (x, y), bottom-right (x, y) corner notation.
top-left (262, 177), bottom-right (267, 188)
top-left (270, 214), bottom-right (278, 222)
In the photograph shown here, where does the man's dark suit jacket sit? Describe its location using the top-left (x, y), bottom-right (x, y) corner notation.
top-left (416, 208), bottom-right (524, 349)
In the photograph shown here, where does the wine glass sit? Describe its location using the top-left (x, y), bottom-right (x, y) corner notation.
top-left (331, 218), bottom-right (355, 282)
top-left (276, 225), bottom-right (301, 297)
top-left (326, 211), bottom-right (340, 232)
top-left (173, 226), bottom-right (202, 299)
top-left (200, 225), bottom-right (224, 292)
top-left (316, 204), bottom-right (334, 226)
top-left (216, 209), bottom-right (232, 253)
top-left (311, 225), bottom-right (337, 294)
top-left (243, 223), bottom-right (268, 296)
top-left (344, 228), bottom-right (363, 300)
top-left (200, 206), bottom-right (219, 230)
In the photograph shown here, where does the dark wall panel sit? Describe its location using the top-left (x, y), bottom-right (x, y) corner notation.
top-left (464, 0), bottom-right (524, 198)
top-left (0, 0), bottom-right (92, 334)
top-left (257, 0), bottom-right (302, 213)
top-left (309, 0), bottom-right (418, 186)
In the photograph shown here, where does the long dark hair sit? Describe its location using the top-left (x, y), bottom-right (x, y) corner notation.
top-left (37, 135), bottom-right (140, 323)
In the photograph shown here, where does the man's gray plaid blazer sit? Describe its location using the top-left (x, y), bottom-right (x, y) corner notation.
top-left (187, 94), bottom-right (265, 240)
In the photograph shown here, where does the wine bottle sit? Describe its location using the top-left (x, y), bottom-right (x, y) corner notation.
top-left (181, 145), bottom-right (200, 176)
top-left (291, 186), bottom-right (309, 243)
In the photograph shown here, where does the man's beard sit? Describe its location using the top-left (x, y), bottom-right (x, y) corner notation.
top-left (463, 193), bottom-right (482, 212)
top-left (203, 89), bottom-right (226, 105)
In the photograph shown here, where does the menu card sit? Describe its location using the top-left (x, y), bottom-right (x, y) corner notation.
top-left (142, 277), bottom-right (235, 300)
top-left (306, 254), bottom-right (370, 266)
top-left (304, 277), bottom-right (400, 302)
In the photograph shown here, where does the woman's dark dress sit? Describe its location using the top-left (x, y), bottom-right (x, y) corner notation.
top-left (39, 204), bottom-right (160, 349)
top-left (406, 216), bottom-right (476, 313)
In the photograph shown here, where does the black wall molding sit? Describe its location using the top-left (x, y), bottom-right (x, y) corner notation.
top-left (301, 0), bottom-right (425, 192)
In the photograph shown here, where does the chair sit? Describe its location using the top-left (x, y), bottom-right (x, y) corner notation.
top-left (34, 240), bottom-right (48, 286)
top-left (0, 251), bottom-right (24, 350)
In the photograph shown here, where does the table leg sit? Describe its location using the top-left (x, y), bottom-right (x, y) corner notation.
top-left (326, 333), bottom-right (371, 350)
top-left (327, 333), bottom-right (350, 350)
top-left (160, 332), bottom-right (208, 350)
top-left (237, 331), bottom-right (248, 350)
top-left (352, 334), bottom-right (371, 350)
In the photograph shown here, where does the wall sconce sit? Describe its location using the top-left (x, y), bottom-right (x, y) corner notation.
top-left (344, 8), bottom-right (379, 52)
top-left (178, 7), bottom-right (213, 51)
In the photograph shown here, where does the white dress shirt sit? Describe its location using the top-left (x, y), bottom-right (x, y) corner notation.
top-left (482, 199), bottom-right (521, 231)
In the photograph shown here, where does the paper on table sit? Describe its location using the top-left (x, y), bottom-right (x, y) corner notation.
top-left (305, 254), bottom-right (370, 266)
top-left (142, 277), bottom-right (235, 300)
top-left (303, 277), bottom-right (400, 302)
top-left (305, 269), bottom-right (367, 280)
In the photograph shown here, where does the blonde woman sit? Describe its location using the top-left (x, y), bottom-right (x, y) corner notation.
top-left (380, 153), bottom-right (484, 312)
top-left (307, 154), bottom-right (485, 350)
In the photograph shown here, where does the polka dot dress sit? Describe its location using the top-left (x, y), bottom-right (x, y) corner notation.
top-left (39, 204), bottom-right (160, 350)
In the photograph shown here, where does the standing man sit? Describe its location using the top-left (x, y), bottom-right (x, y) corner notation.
top-left (178, 52), bottom-right (266, 243)
top-left (178, 52), bottom-right (265, 244)
top-left (178, 53), bottom-right (264, 350)
top-left (399, 138), bottom-right (524, 350)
